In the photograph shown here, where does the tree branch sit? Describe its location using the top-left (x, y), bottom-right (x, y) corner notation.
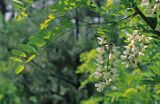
top-left (134, 6), bottom-right (160, 37)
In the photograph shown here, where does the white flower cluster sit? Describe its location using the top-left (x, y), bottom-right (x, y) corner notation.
top-left (141, 0), bottom-right (160, 6)
top-left (120, 30), bottom-right (152, 68)
top-left (141, 0), bottom-right (149, 6)
top-left (94, 37), bottom-right (119, 92)
top-left (141, 0), bottom-right (160, 16)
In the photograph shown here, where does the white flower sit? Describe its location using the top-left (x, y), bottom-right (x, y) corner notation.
top-left (143, 45), bottom-right (148, 49)
top-left (97, 37), bottom-right (105, 45)
top-left (141, 0), bottom-right (149, 6)
top-left (133, 30), bottom-right (139, 34)
top-left (111, 73), bottom-right (119, 81)
top-left (145, 37), bottom-right (153, 43)
top-left (111, 86), bottom-right (118, 91)
top-left (95, 82), bottom-right (106, 92)
top-left (120, 55), bottom-right (127, 60)
top-left (112, 46), bottom-right (119, 53)
top-left (123, 49), bottom-right (130, 55)
top-left (96, 47), bottom-right (105, 53)
top-left (122, 61), bottom-right (127, 65)
top-left (97, 55), bottom-right (104, 64)
top-left (131, 47), bottom-right (138, 53)
top-left (108, 78), bottom-right (112, 82)
top-left (131, 39), bottom-right (135, 44)
top-left (142, 45), bottom-right (148, 51)
top-left (109, 53), bottom-right (113, 59)
top-left (105, 44), bottom-right (109, 50)
top-left (96, 67), bottom-right (102, 71)
top-left (126, 63), bottom-right (129, 68)
top-left (105, 79), bottom-right (112, 85)
top-left (138, 52), bottom-right (144, 56)
top-left (103, 72), bottom-right (110, 79)
top-left (94, 71), bottom-right (102, 78)
top-left (128, 55), bottom-right (134, 60)
top-left (111, 68), bottom-right (118, 74)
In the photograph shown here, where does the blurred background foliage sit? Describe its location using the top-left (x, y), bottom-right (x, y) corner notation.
top-left (0, 1), bottom-right (98, 103)
top-left (0, 0), bottom-right (160, 104)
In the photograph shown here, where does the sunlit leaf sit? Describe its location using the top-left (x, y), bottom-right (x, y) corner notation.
top-left (102, 0), bottom-right (113, 10)
top-left (20, 11), bottom-right (28, 17)
top-left (48, 14), bottom-right (55, 19)
top-left (15, 65), bottom-right (25, 74)
top-left (16, 14), bottom-right (22, 21)
top-left (26, 54), bottom-right (36, 63)
top-left (10, 57), bottom-right (23, 62)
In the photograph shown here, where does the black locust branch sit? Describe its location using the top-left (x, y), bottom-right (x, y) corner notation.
top-left (135, 6), bottom-right (160, 37)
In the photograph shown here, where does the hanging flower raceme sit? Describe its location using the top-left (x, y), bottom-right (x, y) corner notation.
top-left (120, 30), bottom-right (152, 68)
top-left (94, 36), bottom-right (120, 92)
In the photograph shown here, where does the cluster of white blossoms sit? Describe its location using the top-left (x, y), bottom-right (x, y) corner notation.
top-left (141, 0), bottom-right (160, 16)
top-left (120, 30), bottom-right (152, 68)
top-left (94, 30), bottom-right (152, 92)
top-left (94, 36), bottom-right (119, 92)
top-left (141, 0), bottom-right (150, 6)
top-left (141, 0), bottom-right (160, 6)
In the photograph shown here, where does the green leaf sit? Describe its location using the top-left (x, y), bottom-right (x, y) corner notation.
top-left (15, 65), bottom-right (25, 74)
top-left (13, 0), bottom-right (24, 6)
top-left (106, 0), bottom-right (113, 7)
top-left (18, 44), bottom-right (37, 54)
top-left (11, 50), bottom-right (27, 57)
top-left (13, 3), bottom-right (24, 11)
top-left (39, 32), bottom-right (51, 40)
top-left (24, 0), bottom-right (33, 4)
top-left (102, 0), bottom-right (113, 10)
top-left (26, 54), bottom-right (36, 63)
top-left (29, 36), bottom-right (46, 47)
top-left (10, 57), bottom-right (23, 62)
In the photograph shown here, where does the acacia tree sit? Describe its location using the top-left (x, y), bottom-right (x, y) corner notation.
top-left (10, 0), bottom-right (160, 103)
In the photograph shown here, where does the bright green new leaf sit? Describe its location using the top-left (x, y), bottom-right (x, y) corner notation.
top-left (11, 50), bottom-right (27, 57)
top-left (15, 65), bottom-right (25, 74)
top-left (103, 0), bottom-right (113, 10)
top-left (16, 14), bottom-right (22, 21)
top-left (107, 0), bottom-right (113, 7)
top-left (20, 11), bottom-right (28, 17)
top-left (29, 36), bottom-right (46, 47)
top-left (26, 54), bottom-right (36, 63)
top-left (10, 57), bottom-right (23, 62)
